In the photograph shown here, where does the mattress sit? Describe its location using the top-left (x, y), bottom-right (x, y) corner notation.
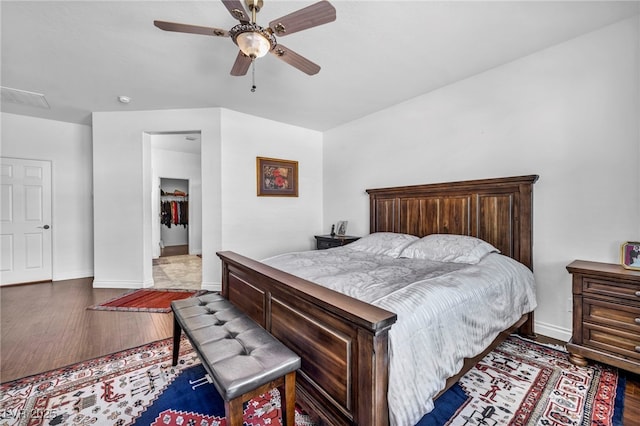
top-left (263, 233), bottom-right (537, 426)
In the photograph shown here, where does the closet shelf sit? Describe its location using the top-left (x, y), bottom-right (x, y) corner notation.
top-left (161, 190), bottom-right (188, 196)
top-left (161, 191), bottom-right (188, 200)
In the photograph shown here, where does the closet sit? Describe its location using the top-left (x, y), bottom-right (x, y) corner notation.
top-left (160, 178), bottom-right (189, 252)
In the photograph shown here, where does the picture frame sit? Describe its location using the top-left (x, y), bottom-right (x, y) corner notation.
top-left (335, 220), bottom-right (348, 236)
top-left (621, 241), bottom-right (640, 270)
top-left (256, 157), bottom-right (298, 197)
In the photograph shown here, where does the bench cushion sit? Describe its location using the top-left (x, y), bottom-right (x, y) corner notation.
top-left (172, 293), bottom-right (301, 400)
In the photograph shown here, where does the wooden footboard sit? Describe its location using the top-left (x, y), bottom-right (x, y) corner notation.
top-left (217, 250), bottom-right (398, 426)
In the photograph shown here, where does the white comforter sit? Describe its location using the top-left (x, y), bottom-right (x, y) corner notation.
top-left (263, 247), bottom-right (537, 426)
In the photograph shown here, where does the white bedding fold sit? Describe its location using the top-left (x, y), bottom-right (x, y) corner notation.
top-left (263, 248), bottom-right (537, 426)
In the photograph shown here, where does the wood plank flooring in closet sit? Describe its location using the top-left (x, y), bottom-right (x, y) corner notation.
top-left (161, 244), bottom-right (189, 257)
top-left (1, 278), bottom-right (638, 425)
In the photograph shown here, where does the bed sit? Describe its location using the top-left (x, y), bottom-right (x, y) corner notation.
top-left (217, 174), bottom-right (539, 425)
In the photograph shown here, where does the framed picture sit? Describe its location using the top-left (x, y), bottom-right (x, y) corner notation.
top-left (335, 220), bottom-right (348, 236)
top-left (621, 241), bottom-right (640, 270)
top-left (256, 157), bottom-right (298, 197)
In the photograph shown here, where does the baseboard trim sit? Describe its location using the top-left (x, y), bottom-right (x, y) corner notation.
top-left (52, 270), bottom-right (94, 281)
top-left (92, 280), bottom-right (145, 289)
top-left (535, 320), bottom-right (571, 342)
top-left (201, 281), bottom-right (221, 292)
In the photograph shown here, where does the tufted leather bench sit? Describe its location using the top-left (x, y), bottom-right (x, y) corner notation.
top-left (171, 293), bottom-right (301, 426)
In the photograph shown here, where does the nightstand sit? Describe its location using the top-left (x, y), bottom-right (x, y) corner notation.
top-left (566, 260), bottom-right (640, 374)
top-left (314, 235), bottom-right (360, 250)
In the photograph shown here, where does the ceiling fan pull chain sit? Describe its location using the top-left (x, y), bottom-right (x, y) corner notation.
top-left (251, 59), bottom-right (257, 92)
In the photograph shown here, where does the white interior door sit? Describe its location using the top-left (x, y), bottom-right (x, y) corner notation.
top-left (0, 157), bottom-right (52, 285)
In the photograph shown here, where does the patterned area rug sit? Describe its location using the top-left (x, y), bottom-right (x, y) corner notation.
top-left (418, 335), bottom-right (625, 425)
top-left (87, 289), bottom-right (207, 313)
top-left (0, 336), bottom-right (624, 426)
top-left (0, 337), bottom-right (314, 426)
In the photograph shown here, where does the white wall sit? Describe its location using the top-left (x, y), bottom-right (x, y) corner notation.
top-left (0, 112), bottom-right (94, 280)
top-left (323, 17), bottom-right (640, 341)
top-left (92, 108), bottom-right (323, 291)
top-left (92, 108), bottom-right (222, 289)
top-left (220, 109), bottom-right (323, 260)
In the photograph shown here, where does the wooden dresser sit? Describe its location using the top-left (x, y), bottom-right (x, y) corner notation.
top-left (566, 260), bottom-right (640, 374)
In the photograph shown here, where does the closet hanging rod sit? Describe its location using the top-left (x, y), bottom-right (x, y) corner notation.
top-left (161, 194), bottom-right (188, 199)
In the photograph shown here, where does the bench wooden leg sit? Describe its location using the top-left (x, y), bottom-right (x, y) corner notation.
top-left (172, 314), bottom-right (181, 366)
top-left (281, 371), bottom-right (297, 426)
top-left (225, 397), bottom-right (244, 426)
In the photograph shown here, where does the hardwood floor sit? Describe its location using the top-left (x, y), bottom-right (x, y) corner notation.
top-left (1, 278), bottom-right (638, 425)
top-left (626, 377), bottom-right (640, 425)
top-left (0, 278), bottom-right (172, 383)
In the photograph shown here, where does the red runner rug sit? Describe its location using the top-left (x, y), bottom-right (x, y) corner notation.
top-left (87, 289), bottom-right (207, 313)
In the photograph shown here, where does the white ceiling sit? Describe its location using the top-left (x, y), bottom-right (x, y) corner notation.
top-left (150, 132), bottom-right (202, 154)
top-left (2, 1), bottom-right (639, 131)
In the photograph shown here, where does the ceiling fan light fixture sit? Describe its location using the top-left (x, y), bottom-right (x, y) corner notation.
top-left (230, 24), bottom-right (275, 58)
top-left (237, 32), bottom-right (269, 58)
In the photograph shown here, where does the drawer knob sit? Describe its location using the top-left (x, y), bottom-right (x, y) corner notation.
top-left (636, 318), bottom-right (640, 324)
top-left (636, 291), bottom-right (640, 297)
top-left (636, 346), bottom-right (640, 353)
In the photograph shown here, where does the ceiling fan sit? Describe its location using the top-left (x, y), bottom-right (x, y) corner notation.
top-left (154, 0), bottom-right (336, 78)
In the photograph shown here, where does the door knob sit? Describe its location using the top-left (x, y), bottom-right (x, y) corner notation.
top-left (38, 225), bottom-right (50, 229)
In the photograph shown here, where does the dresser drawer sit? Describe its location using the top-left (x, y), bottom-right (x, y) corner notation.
top-left (317, 239), bottom-right (335, 250)
top-left (583, 297), bottom-right (640, 333)
top-left (582, 322), bottom-right (640, 362)
top-left (314, 235), bottom-right (360, 250)
top-left (583, 277), bottom-right (640, 303)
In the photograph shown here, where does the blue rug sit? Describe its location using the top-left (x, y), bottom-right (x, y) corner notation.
top-left (132, 361), bottom-right (313, 426)
top-left (133, 363), bottom-right (225, 424)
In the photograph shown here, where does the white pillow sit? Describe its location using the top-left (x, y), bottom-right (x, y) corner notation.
top-left (399, 234), bottom-right (499, 264)
top-left (347, 232), bottom-right (419, 258)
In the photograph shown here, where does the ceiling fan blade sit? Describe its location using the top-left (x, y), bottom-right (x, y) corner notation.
top-left (269, 1), bottom-right (336, 37)
top-left (230, 51), bottom-right (252, 76)
top-left (154, 20), bottom-right (228, 37)
top-left (270, 44), bottom-right (320, 75)
top-left (221, 0), bottom-right (250, 23)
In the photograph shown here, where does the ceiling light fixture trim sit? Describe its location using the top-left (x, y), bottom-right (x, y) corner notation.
top-left (229, 23), bottom-right (275, 58)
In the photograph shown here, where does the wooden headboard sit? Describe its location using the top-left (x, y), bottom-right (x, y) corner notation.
top-left (367, 175), bottom-right (539, 270)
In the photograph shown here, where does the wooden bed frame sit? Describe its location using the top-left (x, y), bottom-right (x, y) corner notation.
top-left (217, 174), bottom-right (539, 425)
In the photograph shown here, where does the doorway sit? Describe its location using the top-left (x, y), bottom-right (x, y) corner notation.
top-left (149, 131), bottom-right (202, 289)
